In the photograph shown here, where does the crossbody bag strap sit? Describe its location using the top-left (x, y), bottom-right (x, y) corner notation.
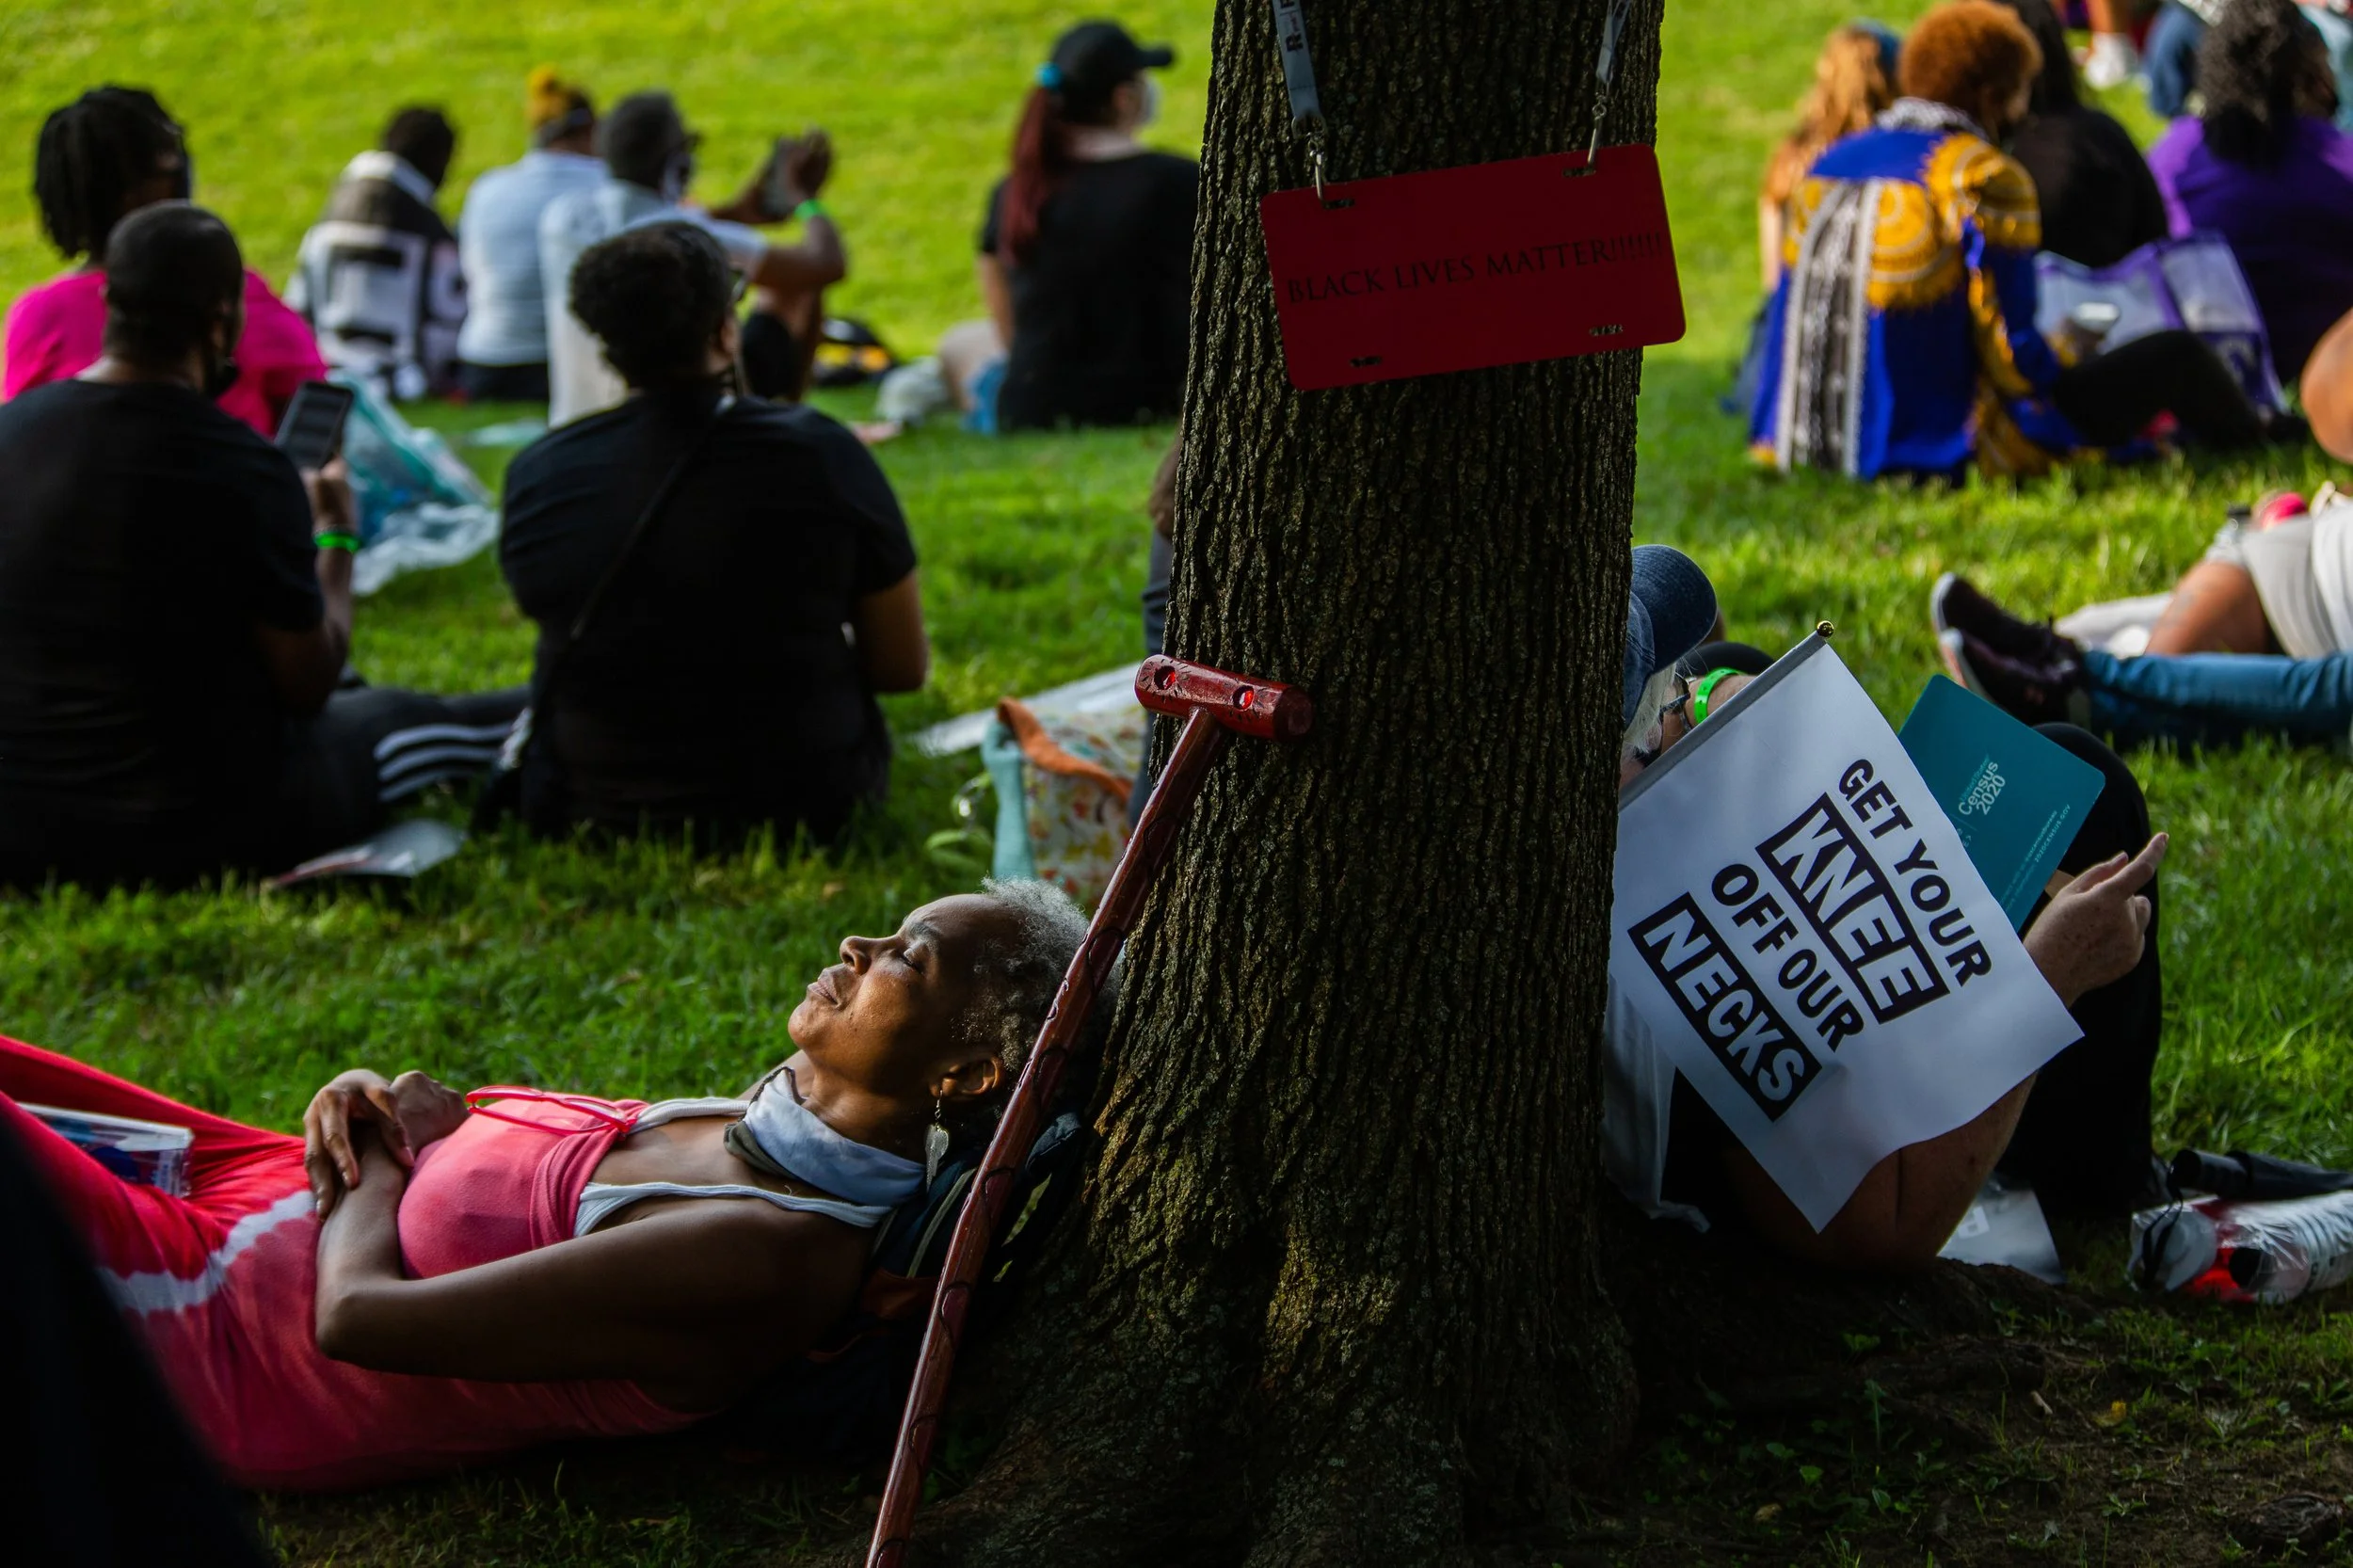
top-left (475, 393), bottom-right (738, 826)
top-left (561, 392), bottom-right (738, 655)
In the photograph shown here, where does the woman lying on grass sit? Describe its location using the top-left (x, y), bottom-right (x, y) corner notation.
top-left (0, 881), bottom-right (1092, 1491)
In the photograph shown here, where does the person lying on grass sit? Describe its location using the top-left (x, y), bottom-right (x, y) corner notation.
top-left (1609, 549), bottom-right (2168, 1269)
top-left (0, 879), bottom-right (1095, 1492)
top-left (1933, 561), bottom-right (2353, 752)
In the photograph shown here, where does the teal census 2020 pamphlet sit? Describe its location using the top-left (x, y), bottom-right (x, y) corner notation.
top-left (1897, 676), bottom-right (2106, 931)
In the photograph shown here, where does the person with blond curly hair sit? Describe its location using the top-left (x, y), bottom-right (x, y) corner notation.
top-left (1749, 0), bottom-right (2283, 480)
top-left (1757, 23), bottom-right (1899, 292)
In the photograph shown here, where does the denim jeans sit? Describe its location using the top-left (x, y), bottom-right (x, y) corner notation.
top-left (2313, 6), bottom-right (2353, 135)
top-left (2144, 3), bottom-right (2204, 121)
top-left (2085, 648), bottom-right (2353, 749)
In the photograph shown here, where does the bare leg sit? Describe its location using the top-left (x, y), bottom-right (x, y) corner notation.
top-left (937, 318), bottom-right (1007, 413)
top-left (2143, 558), bottom-right (2276, 655)
top-left (747, 284), bottom-right (825, 402)
top-left (2082, 0), bottom-right (2144, 88)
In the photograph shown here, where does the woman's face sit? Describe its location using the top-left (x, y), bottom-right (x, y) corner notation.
top-left (125, 139), bottom-right (192, 217)
top-left (1618, 671), bottom-right (1754, 787)
top-left (788, 895), bottom-right (1013, 1107)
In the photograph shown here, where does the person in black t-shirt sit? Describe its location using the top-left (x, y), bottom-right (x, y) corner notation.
top-left (966, 21), bottom-right (1196, 431)
top-left (1997, 0), bottom-right (2170, 270)
top-left (500, 222), bottom-right (926, 844)
top-left (0, 203), bottom-right (525, 890)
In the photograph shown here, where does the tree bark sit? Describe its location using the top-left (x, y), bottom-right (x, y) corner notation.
top-left (919, 2), bottom-right (1665, 1561)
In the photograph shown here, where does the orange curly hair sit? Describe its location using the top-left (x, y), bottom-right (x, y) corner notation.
top-left (1898, 1), bottom-right (2045, 136)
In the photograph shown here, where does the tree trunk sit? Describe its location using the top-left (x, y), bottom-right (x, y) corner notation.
top-left (920, 3), bottom-right (1664, 1561)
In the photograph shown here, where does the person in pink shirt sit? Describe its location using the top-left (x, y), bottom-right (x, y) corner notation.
top-left (0, 885), bottom-right (1089, 1491)
top-left (2, 86), bottom-right (324, 437)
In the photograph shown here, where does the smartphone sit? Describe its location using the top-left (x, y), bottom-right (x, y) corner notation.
top-left (761, 137), bottom-right (797, 220)
top-left (275, 381), bottom-right (356, 471)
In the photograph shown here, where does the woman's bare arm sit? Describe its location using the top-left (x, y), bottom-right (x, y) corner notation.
top-left (852, 569), bottom-right (929, 693)
top-left (313, 1134), bottom-right (865, 1404)
top-left (978, 252), bottom-right (1015, 345)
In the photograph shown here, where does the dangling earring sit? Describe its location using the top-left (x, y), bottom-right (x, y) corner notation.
top-left (924, 1097), bottom-right (950, 1187)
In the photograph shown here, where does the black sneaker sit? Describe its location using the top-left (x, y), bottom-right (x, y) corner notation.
top-left (1930, 572), bottom-right (2082, 665)
top-left (1940, 630), bottom-right (2089, 728)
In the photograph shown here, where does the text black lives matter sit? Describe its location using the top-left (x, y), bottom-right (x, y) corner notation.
top-left (1281, 228), bottom-right (1671, 306)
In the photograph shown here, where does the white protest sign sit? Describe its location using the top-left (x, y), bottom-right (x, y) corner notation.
top-left (1610, 637), bottom-right (2083, 1230)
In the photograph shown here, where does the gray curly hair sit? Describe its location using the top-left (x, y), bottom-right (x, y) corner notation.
top-left (960, 878), bottom-right (1118, 1080)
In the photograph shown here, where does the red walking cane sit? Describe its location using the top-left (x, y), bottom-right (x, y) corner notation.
top-left (865, 655), bottom-right (1313, 1568)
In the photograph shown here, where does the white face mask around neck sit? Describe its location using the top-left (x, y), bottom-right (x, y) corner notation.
top-left (724, 1058), bottom-right (926, 1208)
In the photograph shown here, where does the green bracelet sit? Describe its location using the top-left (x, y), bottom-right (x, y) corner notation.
top-left (313, 532), bottom-right (361, 554)
top-left (791, 198), bottom-right (827, 222)
top-left (1689, 666), bottom-right (1740, 726)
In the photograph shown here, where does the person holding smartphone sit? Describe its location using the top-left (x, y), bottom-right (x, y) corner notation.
top-left (0, 203), bottom-right (524, 890)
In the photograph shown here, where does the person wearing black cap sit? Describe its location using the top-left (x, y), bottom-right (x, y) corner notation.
top-left (539, 90), bottom-right (847, 425)
top-left (0, 203), bottom-right (525, 889)
top-left (1605, 547), bottom-right (2171, 1268)
top-left (969, 20), bottom-right (1196, 431)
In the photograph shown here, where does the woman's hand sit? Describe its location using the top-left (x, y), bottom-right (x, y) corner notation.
top-left (303, 1069), bottom-right (468, 1217)
top-left (775, 129), bottom-right (831, 206)
top-left (2024, 833), bottom-right (2167, 1007)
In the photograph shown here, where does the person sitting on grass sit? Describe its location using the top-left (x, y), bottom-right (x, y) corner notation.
top-left (499, 222), bottom-right (926, 846)
top-left (3, 85), bottom-right (325, 438)
top-left (1749, 0), bottom-right (2285, 482)
top-left (0, 881), bottom-right (1095, 1492)
top-left (1756, 22), bottom-right (1898, 295)
top-left (942, 21), bottom-right (1196, 432)
top-left (1994, 0), bottom-right (2170, 270)
top-left (1933, 567), bottom-right (2353, 752)
top-left (1611, 548), bottom-right (2169, 1265)
top-left (539, 91), bottom-right (845, 425)
top-left (454, 68), bottom-right (604, 404)
top-left (0, 204), bottom-right (525, 891)
top-left (2146, 0), bottom-right (2353, 384)
top-left (286, 106), bottom-right (468, 402)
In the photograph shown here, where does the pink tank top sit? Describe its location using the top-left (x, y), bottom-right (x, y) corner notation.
top-left (150, 1091), bottom-right (702, 1492)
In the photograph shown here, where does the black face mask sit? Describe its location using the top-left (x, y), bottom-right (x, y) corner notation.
top-left (201, 348), bottom-right (240, 403)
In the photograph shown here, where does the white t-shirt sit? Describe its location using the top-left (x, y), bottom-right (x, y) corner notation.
top-left (455, 150), bottom-right (605, 368)
top-left (538, 180), bottom-right (770, 426)
top-left (2310, 497), bottom-right (2353, 654)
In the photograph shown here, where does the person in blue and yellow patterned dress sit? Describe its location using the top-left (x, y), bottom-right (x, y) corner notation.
top-left (1751, 0), bottom-right (2284, 481)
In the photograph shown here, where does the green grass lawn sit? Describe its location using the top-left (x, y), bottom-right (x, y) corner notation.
top-left (4, 0), bottom-right (2352, 1560)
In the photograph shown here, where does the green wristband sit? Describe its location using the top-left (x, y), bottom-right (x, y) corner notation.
top-left (313, 532), bottom-right (361, 554)
top-left (791, 198), bottom-right (827, 222)
top-left (1689, 666), bottom-right (1740, 726)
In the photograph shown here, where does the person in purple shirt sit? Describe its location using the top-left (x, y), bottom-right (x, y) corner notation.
top-left (2147, 0), bottom-right (2353, 381)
